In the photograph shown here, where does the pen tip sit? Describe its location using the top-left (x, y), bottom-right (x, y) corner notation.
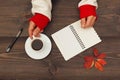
top-left (6, 48), bottom-right (10, 53)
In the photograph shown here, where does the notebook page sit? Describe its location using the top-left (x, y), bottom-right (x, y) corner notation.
top-left (72, 20), bottom-right (102, 50)
top-left (51, 20), bottom-right (102, 61)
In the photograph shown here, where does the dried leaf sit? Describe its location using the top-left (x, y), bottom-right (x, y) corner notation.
top-left (95, 61), bottom-right (104, 71)
top-left (84, 48), bottom-right (107, 71)
top-left (97, 59), bottom-right (107, 66)
top-left (93, 48), bottom-right (99, 56)
top-left (97, 53), bottom-right (106, 59)
top-left (84, 56), bottom-right (94, 62)
top-left (84, 61), bottom-right (94, 69)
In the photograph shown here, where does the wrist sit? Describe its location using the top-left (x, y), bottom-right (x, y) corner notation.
top-left (30, 13), bottom-right (50, 30)
top-left (79, 5), bottom-right (97, 19)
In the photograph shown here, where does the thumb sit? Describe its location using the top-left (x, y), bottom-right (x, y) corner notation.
top-left (28, 21), bottom-right (36, 39)
top-left (81, 18), bottom-right (86, 28)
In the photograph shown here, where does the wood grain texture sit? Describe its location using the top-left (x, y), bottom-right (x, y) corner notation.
top-left (0, 0), bottom-right (120, 80)
top-left (0, 0), bottom-right (120, 37)
top-left (0, 37), bottom-right (120, 80)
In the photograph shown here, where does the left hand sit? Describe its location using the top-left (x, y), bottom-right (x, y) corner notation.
top-left (81, 16), bottom-right (96, 28)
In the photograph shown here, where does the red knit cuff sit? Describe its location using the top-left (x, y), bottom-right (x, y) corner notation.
top-left (79, 5), bottom-right (97, 19)
top-left (30, 13), bottom-right (50, 30)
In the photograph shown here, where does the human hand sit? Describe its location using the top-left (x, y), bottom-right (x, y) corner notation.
top-left (79, 5), bottom-right (97, 28)
top-left (28, 13), bottom-right (49, 39)
top-left (28, 21), bottom-right (43, 39)
top-left (81, 15), bottom-right (96, 28)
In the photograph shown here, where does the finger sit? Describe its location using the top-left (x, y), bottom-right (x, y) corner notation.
top-left (28, 21), bottom-right (36, 39)
top-left (90, 16), bottom-right (96, 27)
top-left (81, 18), bottom-right (86, 28)
top-left (85, 16), bottom-right (94, 28)
top-left (33, 27), bottom-right (41, 37)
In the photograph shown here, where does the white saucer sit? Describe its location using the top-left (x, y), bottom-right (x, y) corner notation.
top-left (25, 34), bottom-right (52, 60)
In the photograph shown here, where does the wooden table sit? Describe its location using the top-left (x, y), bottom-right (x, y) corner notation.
top-left (0, 0), bottom-right (120, 80)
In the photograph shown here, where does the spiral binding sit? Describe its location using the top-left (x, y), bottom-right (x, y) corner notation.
top-left (69, 25), bottom-right (85, 49)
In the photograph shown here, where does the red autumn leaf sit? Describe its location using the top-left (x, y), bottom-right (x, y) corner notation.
top-left (97, 53), bottom-right (106, 59)
top-left (95, 61), bottom-right (104, 71)
top-left (84, 61), bottom-right (94, 69)
top-left (84, 56), bottom-right (94, 62)
top-left (84, 48), bottom-right (107, 71)
top-left (97, 59), bottom-right (107, 66)
top-left (93, 48), bottom-right (99, 56)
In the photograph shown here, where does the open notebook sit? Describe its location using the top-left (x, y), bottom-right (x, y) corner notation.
top-left (51, 20), bottom-right (102, 61)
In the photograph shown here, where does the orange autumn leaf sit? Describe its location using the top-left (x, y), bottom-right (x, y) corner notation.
top-left (95, 61), bottom-right (104, 71)
top-left (84, 61), bottom-right (94, 69)
top-left (84, 48), bottom-right (107, 71)
top-left (97, 53), bottom-right (106, 59)
top-left (97, 59), bottom-right (107, 66)
top-left (84, 56), bottom-right (94, 62)
top-left (93, 48), bottom-right (99, 56)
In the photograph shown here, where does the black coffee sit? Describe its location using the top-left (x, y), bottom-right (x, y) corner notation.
top-left (31, 39), bottom-right (43, 51)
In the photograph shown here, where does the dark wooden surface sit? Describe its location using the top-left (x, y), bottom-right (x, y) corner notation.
top-left (0, 0), bottom-right (120, 80)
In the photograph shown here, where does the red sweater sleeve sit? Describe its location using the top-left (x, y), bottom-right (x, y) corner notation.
top-left (79, 5), bottom-right (97, 19)
top-left (30, 13), bottom-right (50, 30)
